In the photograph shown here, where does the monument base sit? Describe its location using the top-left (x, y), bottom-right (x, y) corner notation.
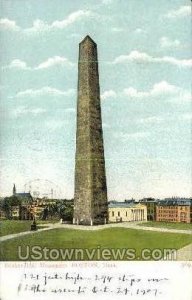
top-left (73, 217), bottom-right (108, 226)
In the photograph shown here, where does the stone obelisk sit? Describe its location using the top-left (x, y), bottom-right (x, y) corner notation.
top-left (73, 35), bottom-right (108, 225)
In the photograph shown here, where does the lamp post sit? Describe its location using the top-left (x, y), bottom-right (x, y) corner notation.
top-left (31, 215), bottom-right (37, 231)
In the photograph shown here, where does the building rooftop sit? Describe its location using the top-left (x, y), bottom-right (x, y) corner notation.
top-left (108, 201), bottom-right (140, 208)
top-left (15, 192), bottom-right (31, 197)
top-left (139, 198), bottom-right (158, 203)
top-left (157, 199), bottom-right (192, 206)
top-left (15, 192), bottom-right (33, 203)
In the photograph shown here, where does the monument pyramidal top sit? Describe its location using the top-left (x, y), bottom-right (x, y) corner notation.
top-left (80, 35), bottom-right (97, 45)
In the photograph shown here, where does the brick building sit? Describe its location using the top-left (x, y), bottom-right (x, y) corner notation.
top-left (156, 198), bottom-right (192, 223)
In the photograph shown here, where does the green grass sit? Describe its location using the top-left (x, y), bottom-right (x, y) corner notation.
top-left (139, 221), bottom-right (192, 230)
top-left (0, 220), bottom-right (53, 237)
top-left (38, 219), bottom-right (59, 224)
top-left (0, 227), bottom-right (191, 261)
top-left (0, 220), bottom-right (32, 237)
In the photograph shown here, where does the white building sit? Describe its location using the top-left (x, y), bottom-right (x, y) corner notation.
top-left (108, 201), bottom-right (147, 223)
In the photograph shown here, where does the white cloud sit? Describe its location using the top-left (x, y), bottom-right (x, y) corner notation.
top-left (2, 59), bottom-right (30, 70)
top-left (116, 131), bottom-right (150, 141)
top-left (113, 50), bottom-right (192, 68)
top-left (102, 0), bottom-right (113, 4)
top-left (138, 116), bottom-right (164, 124)
top-left (100, 82), bottom-right (190, 103)
top-left (25, 19), bottom-right (49, 33)
top-left (35, 56), bottom-right (74, 69)
top-left (0, 10), bottom-right (92, 34)
top-left (123, 81), bottom-right (184, 99)
top-left (0, 18), bottom-right (20, 31)
top-left (45, 120), bottom-right (66, 131)
top-left (165, 5), bottom-right (191, 19)
top-left (103, 123), bottom-right (111, 128)
top-left (168, 91), bottom-right (191, 103)
top-left (25, 10), bottom-right (92, 33)
top-left (138, 113), bottom-right (192, 124)
top-left (151, 81), bottom-right (179, 95)
top-left (64, 108), bottom-right (75, 113)
top-left (160, 37), bottom-right (181, 49)
top-left (134, 28), bottom-right (146, 34)
top-left (3, 56), bottom-right (74, 70)
top-left (114, 51), bottom-right (152, 64)
top-left (123, 87), bottom-right (148, 99)
top-left (161, 56), bottom-right (192, 67)
top-left (180, 113), bottom-right (192, 121)
top-left (52, 10), bottom-right (91, 28)
top-left (69, 33), bottom-right (81, 38)
top-left (14, 87), bottom-right (75, 98)
top-left (101, 90), bottom-right (117, 100)
top-left (111, 27), bottom-right (124, 32)
top-left (13, 106), bottom-right (46, 117)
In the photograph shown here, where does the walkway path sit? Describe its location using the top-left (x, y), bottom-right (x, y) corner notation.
top-left (59, 222), bottom-right (192, 235)
top-left (0, 223), bottom-right (60, 242)
top-left (176, 243), bottom-right (192, 260)
top-left (0, 221), bottom-right (191, 242)
top-left (163, 243), bottom-right (192, 261)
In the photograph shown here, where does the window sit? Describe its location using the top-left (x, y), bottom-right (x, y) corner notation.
top-left (126, 211), bottom-right (128, 217)
top-left (112, 211), bottom-right (114, 217)
top-left (118, 211), bottom-right (120, 217)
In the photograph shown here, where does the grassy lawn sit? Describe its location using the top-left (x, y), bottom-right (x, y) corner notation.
top-left (139, 221), bottom-right (192, 230)
top-left (0, 220), bottom-right (32, 237)
top-left (0, 220), bottom-right (55, 237)
top-left (38, 219), bottom-right (59, 224)
top-left (0, 228), bottom-right (191, 261)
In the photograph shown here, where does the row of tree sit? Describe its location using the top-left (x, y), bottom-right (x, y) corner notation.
top-left (0, 197), bottom-right (74, 222)
top-left (41, 200), bottom-right (74, 221)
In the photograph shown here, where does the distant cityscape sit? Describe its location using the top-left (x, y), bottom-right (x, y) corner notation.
top-left (0, 184), bottom-right (191, 224)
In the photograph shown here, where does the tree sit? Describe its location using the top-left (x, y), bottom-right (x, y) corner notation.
top-left (58, 202), bottom-right (73, 222)
top-left (2, 196), bottom-right (21, 219)
top-left (42, 207), bottom-right (49, 220)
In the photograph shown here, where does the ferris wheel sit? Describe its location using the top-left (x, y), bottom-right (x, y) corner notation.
top-left (24, 179), bottom-right (62, 199)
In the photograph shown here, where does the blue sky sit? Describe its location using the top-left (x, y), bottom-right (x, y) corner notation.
top-left (0, 0), bottom-right (191, 199)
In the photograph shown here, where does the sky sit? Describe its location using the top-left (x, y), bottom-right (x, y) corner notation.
top-left (0, 0), bottom-right (191, 200)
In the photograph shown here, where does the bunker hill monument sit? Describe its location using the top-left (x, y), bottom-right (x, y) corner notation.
top-left (73, 35), bottom-right (108, 225)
